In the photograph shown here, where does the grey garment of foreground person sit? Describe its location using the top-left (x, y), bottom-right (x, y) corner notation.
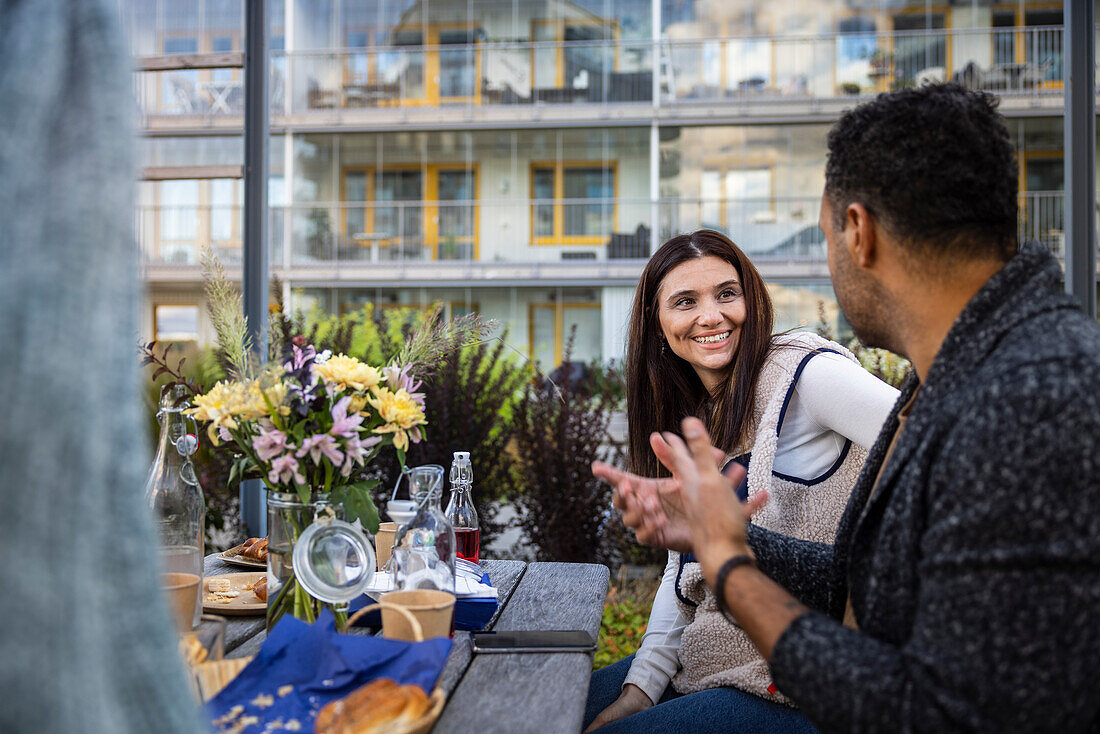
top-left (0, 1), bottom-right (205, 733)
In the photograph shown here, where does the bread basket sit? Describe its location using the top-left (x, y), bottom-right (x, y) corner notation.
top-left (339, 603), bottom-right (448, 734)
top-left (192, 656), bottom-right (253, 703)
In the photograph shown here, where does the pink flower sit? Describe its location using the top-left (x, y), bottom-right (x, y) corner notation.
top-left (252, 423), bottom-right (292, 462)
top-left (340, 433), bottom-right (382, 477)
top-left (297, 433), bottom-right (344, 467)
top-left (329, 396), bottom-right (364, 438)
top-left (268, 454), bottom-right (305, 486)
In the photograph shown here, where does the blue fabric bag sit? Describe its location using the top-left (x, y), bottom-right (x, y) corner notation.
top-left (207, 610), bottom-right (452, 733)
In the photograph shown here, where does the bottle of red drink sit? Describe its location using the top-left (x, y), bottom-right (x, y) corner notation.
top-left (445, 451), bottom-right (480, 563)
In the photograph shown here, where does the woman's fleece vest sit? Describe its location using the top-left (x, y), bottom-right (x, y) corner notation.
top-left (671, 332), bottom-right (867, 703)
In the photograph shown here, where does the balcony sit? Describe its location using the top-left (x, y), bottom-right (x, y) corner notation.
top-left (138, 192), bottom-right (1077, 286)
top-left (134, 26), bottom-right (1077, 133)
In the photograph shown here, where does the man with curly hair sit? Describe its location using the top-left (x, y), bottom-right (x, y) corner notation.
top-left (597, 83), bottom-right (1100, 732)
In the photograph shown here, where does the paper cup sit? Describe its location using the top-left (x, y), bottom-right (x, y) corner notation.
top-left (163, 572), bottom-right (200, 631)
top-left (374, 522), bottom-right (397, 571)
top-left (379, 589), bottom-right (455, 640)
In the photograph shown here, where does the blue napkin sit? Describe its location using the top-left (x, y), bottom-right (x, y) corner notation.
top-left (349, 573), bottom-right (499, 632)
top-left (207, 609), bottom-right (452, 733)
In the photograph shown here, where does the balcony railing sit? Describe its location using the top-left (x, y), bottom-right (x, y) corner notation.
top-left (138, 192), bottom-right (1072, 269)
top-left (133, 25), bottom-right (1079, 123)
top-left (268, 26), bottom-right (1067, 115)
top-left (137, 204), bottom-right (283, 266)
top-left (663, 25), bottom-right (1065, 105)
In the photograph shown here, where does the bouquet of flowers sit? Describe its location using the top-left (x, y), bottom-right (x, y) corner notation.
top-left (187, 336), bottom-right (428, 532)
top-left (154, 254), bottom-right (495, 628)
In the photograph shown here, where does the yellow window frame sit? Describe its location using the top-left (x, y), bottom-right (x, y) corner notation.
top-left (529, 161), bottom-right (618, 246)
top-left (153, 302), bottom-right (200, 343)
top-left (530, 18), bottom-right (620, 90)
top-left (884, 6), bottom-right (953, 88)
top-left (991, 1), bottom-right (1064, 90)
top-left (701, 164), bottom-right (776, 231)
top-left (340, 164), bottom-right (479, 260)
top-left (428, 24), bottom-right (483, 106)
top-left (528, 301), bottom-right (601, 366)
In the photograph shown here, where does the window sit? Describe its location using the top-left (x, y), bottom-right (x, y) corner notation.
top-left (837, 16), bottom-right (878, 93)
top-left (159, 179), bottom-right (199, 262)
top-left (209, 178), bottom-right (242, 253)
top-left (342, 166), bottom-right (478, 260)
top-left (150, 178), bottom-right (243, 264)
top-left (1020, 151), bottom-right (1064, 253)
top-left (890, 12), bottom-right (947, 88)
top-left (161, 36), bottom-right (199, 112)
top-left (531, 162), bottom-right (617, 244)
top-left (437, 27), bottom-right (481, 101)
top-left (699, 167), bottom-right (773, 232)
top-left (531, 19), bottom-right (616, 92)
top-left (993, 8), bottom-right (1063, 87)
top-left (155, 305), bottom-right (199, 342)
top-left (529, 302), bottom-right (602, 367)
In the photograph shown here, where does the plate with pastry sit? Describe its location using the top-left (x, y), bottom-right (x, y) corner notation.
top-left (202, 572), bottom-right (267, 615)
top-left (218, 537), bottom-right (268, 569)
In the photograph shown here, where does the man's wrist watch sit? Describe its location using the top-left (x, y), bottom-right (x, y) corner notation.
top-left (714, 554), bottom-right (755, 625)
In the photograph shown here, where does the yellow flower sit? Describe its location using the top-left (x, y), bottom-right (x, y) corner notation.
top-left (347, 395), bottom-right (368, 414)
top-left (245, 378), bottom-right (290, 419)
top-left (186, 381), bottom-right (249, 444)
top-left (186, 374), bottom-right (289, 444)
top-left (368, 387), bottom-right (427, 452)
top-left (313, 355), bottom-right (382, 393)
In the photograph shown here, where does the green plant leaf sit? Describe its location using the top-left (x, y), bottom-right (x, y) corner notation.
top-left (343, 480), bottom-right (380, 533)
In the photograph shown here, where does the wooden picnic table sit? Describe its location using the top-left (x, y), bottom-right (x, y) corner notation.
top-left (205, 554), bottom-right (609, 733)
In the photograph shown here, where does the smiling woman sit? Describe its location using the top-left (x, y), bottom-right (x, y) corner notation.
top-left (584, 229), bottom-right (898, 734)
top-left (656, 257), bottom-right (748, 394)
top-left (627, 230), bottom-right (775, 481)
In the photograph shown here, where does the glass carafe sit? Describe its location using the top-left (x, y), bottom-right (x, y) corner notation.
top-left (393, 465), bottom-right (455, 594)
top-left (445, 451), bottom-right (480, 563)
top-left (144, 384), bottom-right (205, 629)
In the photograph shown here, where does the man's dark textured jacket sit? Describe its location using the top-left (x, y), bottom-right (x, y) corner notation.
top-left (749, 242), bottom-right (1100, 733)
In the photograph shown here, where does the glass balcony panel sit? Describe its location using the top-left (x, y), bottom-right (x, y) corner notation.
top-left (291, 206), bottom-right (337, 263)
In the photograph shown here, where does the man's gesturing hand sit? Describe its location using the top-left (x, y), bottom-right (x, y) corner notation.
top-left (659, 417), bottom-right (769, 586)
top-left (592, 431), bottom-right (743, 553)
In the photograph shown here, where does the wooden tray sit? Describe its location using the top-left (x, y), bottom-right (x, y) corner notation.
top-left (218, 541), bottom-right (266, 569)
top-left (202, 572), bottom-right (266, 615)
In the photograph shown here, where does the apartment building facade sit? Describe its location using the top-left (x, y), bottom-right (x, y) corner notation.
top-left (127, 0), bottom-right (1087, 367)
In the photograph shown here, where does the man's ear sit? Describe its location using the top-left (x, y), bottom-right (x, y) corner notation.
top-left (846, 203), bottom-right (876, 269)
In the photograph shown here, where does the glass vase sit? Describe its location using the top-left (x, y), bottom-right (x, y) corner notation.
top-left (266, 491), bottom-right (348, 631)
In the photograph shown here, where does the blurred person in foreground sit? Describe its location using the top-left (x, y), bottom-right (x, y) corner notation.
top-left (0, 1), bottom-right (203, 732)
top-left (595, 83), bottom-right (1100, 733)
top-left (583, 230), bottom-right (897, 734)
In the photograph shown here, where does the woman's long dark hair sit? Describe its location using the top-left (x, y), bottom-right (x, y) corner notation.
top-left (626, 230), bottom-right (774, 477)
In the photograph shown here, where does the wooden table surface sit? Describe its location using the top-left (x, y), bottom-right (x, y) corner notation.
top-left (204, 554), bottom-right (609, 733)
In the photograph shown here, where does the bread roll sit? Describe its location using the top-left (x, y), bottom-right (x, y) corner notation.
top-left (241, 538), bottom-right (268, 561)
top-left (314, 678), bottom-right (431, 733)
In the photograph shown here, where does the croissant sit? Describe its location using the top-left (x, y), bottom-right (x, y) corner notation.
top-left (253, 576), bottom-right (268, 602)
top-left (240, 537), bottom-right (268, 561)
top-left (314, 678), bottom-right (430, 734)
